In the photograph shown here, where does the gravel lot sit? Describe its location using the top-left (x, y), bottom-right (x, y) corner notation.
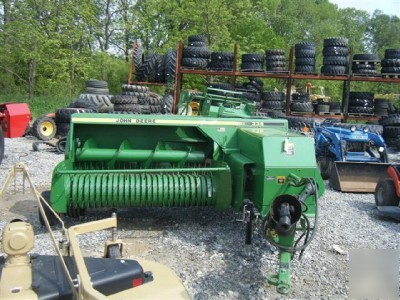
top-left (0, 136), bottom-right (399, 299)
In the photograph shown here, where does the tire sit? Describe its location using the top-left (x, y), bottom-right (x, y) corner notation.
top-left (263, 101), bottom-right (284, 110)
top-left (38, 191), bottom-right (58, 226)
top-left (208, 61), bottom-right (233, 70)
top-left (56, 122), bottom-right (70, 137)
top-left (317, 156), bottom-right (333, 180)
top-left (155, 55), bottom-right (166, 83)
top-left (241, 53), bottom-right (264, 62)
top-left (291, 102), bottom-right (313, 112)
top-left (381, 67), bottom-right (400, 74)
top-left (182, 46), bottom-right (211, 58)
top-left (374, 99), bottom-right (389, 109)
top-left (133, 42), bottom-right (144, 72)
top-left (322, 47), bottom-right (349, 56)
top-left (295, 58), bottom-right (315, 65)
top-left (181, 57), bottom-right (208, 68)
top-left (379, 114), bottom-right (400, 126)
top-left (136, 52), bottom-right (159, 82)
top-left (295, 65), bottom-right (315, 73)
top-left (265, 49), bottom-right (285, 56)
top-left (349, 92), bottom-right (374, 100)
top-left (164, 50), bottom-right (177, 84)
top-left (323, 37), bottom-right (349, 47)
top-left (85, 80), bottom-right (108, 89)
top-left (381, 59), bottom-right (400, 67)
top-left (317, 104), bottom-right (330, 113)
top-left (56, 137), bottom-right (67, 153)
top-left (352, 66), bottom-right (378, 75)
top-left (321, 65), bottom-right (346, 75)
top-left (148, 92), bottom-right (163, 105)
top-left (353, 53), bottom-right (379, 61)
top-left (295, 42), bottom-right (316, 50)
top-left (162, 93), bottom-right (174, 114)
top-left (240, 62), bottom-right (263, 71)
top-left (188, 35), bottom-right (207, 43)
top-left (375, 179), bottom-right (400, 206)
top-left (348, 106), bottom-right (374, 114)
top-left (111, 95), bottom-right (139, 104)
top-left (55, 108), bottom-right (93, 123)
top-left (32, 115), bottom-right (57, 141)
top-left (75, 94), bottom-right (114, 112)
top-left (384, 49), bottom-right (400, 59)
top-left (295, 49), bottom-right (316, 58)
top-left (210, 52), bottom-right (234, 61)
top-left (266, 60), bottom-right (285, 68)
top-left (121, 84), bottom-right (149, 93)
top-left (291, 93), bottom-right (310, 102)
top-left (188, 41), bottom-right (206, 47)
top-left (0, 127), bottom-right (4, 165)
top-left (349, 98), bottom-right (374, 107)
top-left (383, 126), bottom-right (400, 138)
top-left (106, 244), bottom-right (121, 259)
top-left (121, 91), bottom-right (149, 99)
top-left (265, 55), bottom-right (285, 62)
top-left (323, 56), bottom-right (348, 65)
top-left (85, 87), bottom-right (110, 95)
top-left (262, 91), bottom-right (284, 101)
top-left (114, 104), bottom-right (149, 113)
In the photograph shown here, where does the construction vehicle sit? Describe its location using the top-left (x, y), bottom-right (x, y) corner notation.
top-left (43, 105), bottom-right (325, 294)
top-left (374, 164), bottom-right (400, 220)
top-left (0, 162), bottom-right (190, 299)
top-left (305, 83), bottom-right (331, 102)
top-left (315, 119), bottom-right (389, 192)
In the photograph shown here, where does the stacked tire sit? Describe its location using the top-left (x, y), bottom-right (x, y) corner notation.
top-left (85, 79), bottom-right (109, 95)
top-left (181, 35), bottom-right (211, 69)
top-left (69, 80), bottom-right (113, 113)
top-left (381, 49), bottom-right (400, 76)
top-left (136, 52), bottom-right (160, 82)
top-left (241, 53), bottom-right (264, 72)
top-left (348, 92), bottom-right (374, 115)
top-left (374, 99), bottom-right (389, 117)
top-left (112, 84), bottom-right (152, 114)
top-left (54, 108), bottom-right (94, 137)
top-left (316, 100), bottom-right (330, 114)
top-left (352, 53), bottom-right (379, 76)
top-left (265, 49), bottom-right (286, 72)
top-left (290, 93), bottom-right (313, 113)
top-left (379, 114), bottom-right (400, 148)
top-left (294, 42), bottom-right (316, 74)
top-left (262, 91), bottom-right (285, 111)
top-left (329, 102), bottom-right (341, 114)
top-left (239, 77), bottom-right (263, 102)
top-left (209, 52), bottom-right (234, 70)
top-left (321, 38), bottom-right (349, 75)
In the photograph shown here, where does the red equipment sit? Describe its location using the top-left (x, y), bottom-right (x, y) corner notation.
top-left (0, 103), bottom-right (32, 138)
top-left (375, 164), bottom-right (400, 220)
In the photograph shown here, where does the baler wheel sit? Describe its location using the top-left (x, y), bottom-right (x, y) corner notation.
top-left (32, 115), bottom-right (56, 141)
top-left (0, 126), bottom-right (4, 165)
top-left (38, 191), bottom-right (58, 226)
top-left (375, 179), bottom-right (400, 206)
top-left (106, 244), bottom-right (121, 259)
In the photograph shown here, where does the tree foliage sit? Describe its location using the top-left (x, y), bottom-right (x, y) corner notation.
top-left (0, 0), bottom-right (398, 99)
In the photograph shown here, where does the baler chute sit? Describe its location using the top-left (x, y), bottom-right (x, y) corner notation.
top-left (49, 113), bottom-right (324, 294)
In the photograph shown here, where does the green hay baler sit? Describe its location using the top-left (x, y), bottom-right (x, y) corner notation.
top-left (49, 113), bottom-right (324, 294)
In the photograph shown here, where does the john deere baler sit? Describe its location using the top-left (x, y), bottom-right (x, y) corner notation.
top-left (50, 113), bottom-right (324, 294)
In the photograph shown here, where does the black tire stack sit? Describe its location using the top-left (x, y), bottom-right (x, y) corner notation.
top-left (239, 77), bottom-right (264, 102)
top-left (208, 52), bottom-right (234, 70)
top-left (265, 49), bottom-right (286, 72)
top-left (329, 102), bottom-right (341, 114)
top-left (379, 114), bottom-right (400, 148)
top-left (68, 80), bottom-right (113, 113)
top-left (241, 53), bottom-right (264, 72)
top-left (352, 54), bottom-right (379, 76)
top-left (316, 100), bottom-right (330, 114)
top-left (136, 52), bottom-right (160, 82)
top-left (381, 49), bottom-right (400, 76)
top-left (290, 93), bottom-right (313, 113)
top-left (112, 84), bottom-right (152, 114)
top-left (321, 38), bottom-right (349, 75)
top-left (348, 92), bottom-right (374, 115)
top-left (374, 98), bottom-right (389, 117)
top-left (294, 42), bottom-right (316, 74)
top-left (55, 108), bottom-right (94, 137)
top-left (181, 35), bottom-right (211, 69)
top-left (262, 91), bottom-right (285, 111)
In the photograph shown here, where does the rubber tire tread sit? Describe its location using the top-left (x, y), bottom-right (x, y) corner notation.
top-left (321, 65), bottom-right (346, 75)
top-left (181, 57), bottom-right (208, 68)
top-left (323, 56), bottom-right (348, 65)
top-left (295, 42), bottom-right (316, 50)
top-left (348, 106), bottom-right (374, 114)
top-left (322, 47), bottom-right (349, 56)
top-left (211, 52), bottom-right (234, 61)
top-left (241, 53), bottom-right (264, 62)
top-left (111, 95), bottom-right (139, 104)
top-left (164, 50), bottom-right (177, 83)
top-left (349, 92), bottom-right (374, 100)
top-left (188, 35), bottom-right (207, 43)
top-left (374, 179), bottom-right (400, 206)
top-left (353, 53), bottom-right (379, 61)
top-left (56, 122), bottom-right (70, 137)
top-left (121, 84), bottom-right (149, 93)
top-left (182, 46), bottom-right (211, 58)
top-left (55, 108), bottom-right (94, 123)
top-left (32, 115), bottom-right (57, 141)
top-left (291, 102), bottom-right (313, 112)
top-left (323, 37), bottom-right (349, 47)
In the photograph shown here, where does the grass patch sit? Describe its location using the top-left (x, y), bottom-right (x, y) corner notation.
top-left (0, 95), bottom-right (73, 119)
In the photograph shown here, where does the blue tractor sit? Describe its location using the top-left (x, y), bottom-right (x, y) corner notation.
top-left (314, 119), bottom-right (389, 192)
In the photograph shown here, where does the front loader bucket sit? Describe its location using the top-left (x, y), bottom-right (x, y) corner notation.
top-left (330, 162), bottom-right (390, 193)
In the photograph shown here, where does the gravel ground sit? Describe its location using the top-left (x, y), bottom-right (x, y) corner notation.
top-left (0, 136), bottom-right (399, 299)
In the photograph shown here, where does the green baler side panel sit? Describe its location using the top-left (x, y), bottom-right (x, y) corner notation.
top-left (51, 114), bottom-right (323, 214)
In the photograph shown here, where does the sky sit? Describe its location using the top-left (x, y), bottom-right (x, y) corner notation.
top-left (329, 0), bottom-right (400, 17)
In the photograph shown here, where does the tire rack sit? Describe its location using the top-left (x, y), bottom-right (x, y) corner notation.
top-left (173, 41), bottom-right (400, 121)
